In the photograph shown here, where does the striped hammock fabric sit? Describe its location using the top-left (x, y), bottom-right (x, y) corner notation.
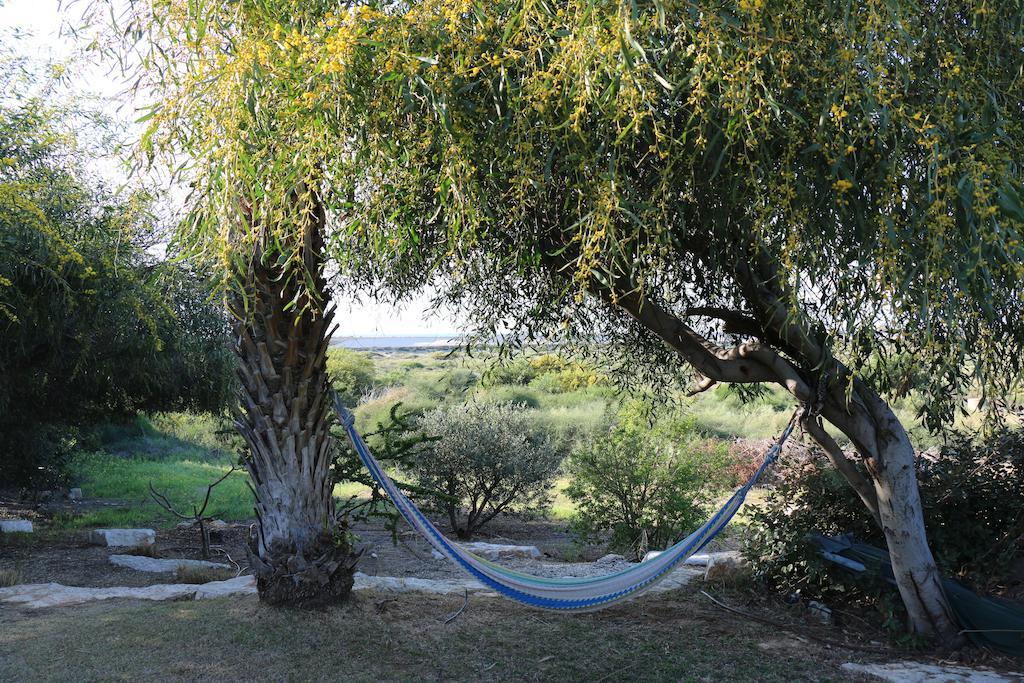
top-left (335, 395), bottom-right (796, 612)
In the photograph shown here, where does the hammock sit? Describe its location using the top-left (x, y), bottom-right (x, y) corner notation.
top-left (335, 394), bottom-right (796, 612)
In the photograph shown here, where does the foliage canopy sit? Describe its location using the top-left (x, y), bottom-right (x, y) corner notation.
top-left (116, 0), bottom-right (1024, 428)
top-left (0, 59), bottom-right (235, 486)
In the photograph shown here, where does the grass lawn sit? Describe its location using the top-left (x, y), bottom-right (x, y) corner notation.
top-left (61, 453), bottom-right (253, 530)
top-left (0, 588), bottom-right (871, 682)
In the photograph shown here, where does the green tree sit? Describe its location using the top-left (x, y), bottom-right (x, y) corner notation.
top-left (326, 0), bottom-right (1021, 642)
top-left (103, 0), bottom-right (1024, 640)
top-left (0, 61), bottom-right (235, 488)
top-left (567, 405), bottom-right (728, 559)
top-left (414, 401), bottom-right (561, 538)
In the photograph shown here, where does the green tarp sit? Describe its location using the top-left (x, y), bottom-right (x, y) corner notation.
top-left (814, 534), bottom-right (1024, 657)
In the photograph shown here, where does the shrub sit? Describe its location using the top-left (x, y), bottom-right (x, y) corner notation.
top-left (479, 386), bottom-right (541, 408)
top-left (0, 568), bottom-right (23, 587)
top-left (412, 401), bottom-right (562, 538)
top-left (327, 348), bottom-right (377, 405)
top-left (480, 357), bottom-right (538, 387)
top-left (442, 368), bottom-right (478, 395)
top-left (175, 564), bottom-right (236, 584)
top-left (566, 404), bottom-right (731, 559)
top-left (743, 429), bottom-right (1024, 606)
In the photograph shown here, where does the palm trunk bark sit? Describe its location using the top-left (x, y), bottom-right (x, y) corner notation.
top-left (230, 191), bottom-right (357, 607)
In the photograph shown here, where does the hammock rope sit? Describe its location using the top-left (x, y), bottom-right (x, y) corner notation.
top-left (335, 393), bottom-right (799, 611)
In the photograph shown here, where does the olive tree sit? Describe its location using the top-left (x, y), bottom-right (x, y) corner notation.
top-left (414, 401), bottom-right (561, 538)
top-left (317, 0), bottom-right (1021, 642)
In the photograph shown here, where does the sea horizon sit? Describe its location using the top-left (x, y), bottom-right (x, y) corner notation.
top-left (331, 334), bottom-right (464, 350)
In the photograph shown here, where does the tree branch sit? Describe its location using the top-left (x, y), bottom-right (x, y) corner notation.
top-left (685, 375), bottom-right (717, 397)
top-left (801, 415), bottom-right (881, 525)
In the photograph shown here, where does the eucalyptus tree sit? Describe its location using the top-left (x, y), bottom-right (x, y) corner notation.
top-left (315, 0), bottom-right (1019, 641)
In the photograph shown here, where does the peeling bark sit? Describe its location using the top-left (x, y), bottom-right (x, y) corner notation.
top-left (601, 273), bottom-right (960, 643)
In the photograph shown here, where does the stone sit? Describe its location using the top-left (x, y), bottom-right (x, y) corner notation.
top-left (353, 572), bottom-right (492, 596)
top-left (89, 528), bottom-right (156, 547)
top-left (0, 519), bottom-right (33, 533)
top-left (595, 553), bottom-right (626, 565)
top-left (458, 542), bottom-right (543, 560)
top-left (645, 551), bottom-right (738, 567)
top-left (0, 577), bottom-right (258, 609)
top-left (807, 600), bottom-right (832, 625)
top-left (194, 576), bottom-right (256, 599)
top-left (0, 562), bottom-right (706, 611)
top-left (109, 555), bottom-right (232, 574)
top-left (68, 488), bottom-right (83, 500)
top-left (841, 662), bottom-right (1022, 683)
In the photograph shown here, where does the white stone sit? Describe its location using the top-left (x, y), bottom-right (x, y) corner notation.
top-left (643, 550), bottom-right (740, 567)
top-left (89, 528), bottom-right (156, 547)
top-left (194, 576), bottom-right (256, 599)
top-left (841, 662), bottom-right (1022, 683)
top-left (807, 600), bottom-right (832, 625)
top-left (0, 519), bottom-right (33, 533)
top-left (109, 555), bottom-right (231, 574)
top-left (0, 577), bottom-right (256, 609)
top-left (353, 572), bottom-right (492, 596)
top-left (459, 542), bottom-right (543, 560)
top-left (68, 488), bottom-right (83, 500)
top-left (595, 553), bottom-right (626, 564)
top-left (0, 562), bottom-right (703, 611)
top-left (704, 551), bottom-right (747, 581)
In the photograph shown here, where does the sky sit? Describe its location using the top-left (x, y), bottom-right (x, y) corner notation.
top-left (0, 0), bottom-right (462, 337)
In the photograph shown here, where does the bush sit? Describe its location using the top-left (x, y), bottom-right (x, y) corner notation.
top-left (327, 348), bottom-right (377, 405)
top-left (412, 401), bottom-right (562, 538)
top-left (479, 386), bottom-right (541, 408)
top-left (0, 568), bottom-right (23, 588)
top-left (0, 87), bottom-right (234, 489)
top-left (566, 404), bottom-right (731, 559)
top-left (480, 357), bottom-right (538, 387)
top-left (743, 429), bottom-right (1024, 606)
top-left (442, 368), bottom-right (478, 395)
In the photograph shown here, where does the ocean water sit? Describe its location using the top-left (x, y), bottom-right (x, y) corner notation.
top-left (331, 335), bottom-right (462, 350)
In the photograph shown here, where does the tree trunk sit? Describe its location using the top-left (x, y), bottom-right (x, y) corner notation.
top-left (598, 275), bottom-right (961, 643)
top-left (231, 192), bottom-right (358, 608)
top-left (826, 392), bottom-right (960, 641)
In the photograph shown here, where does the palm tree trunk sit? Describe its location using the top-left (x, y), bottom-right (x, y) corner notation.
top-left (230, 191), bottom-right (357, 607)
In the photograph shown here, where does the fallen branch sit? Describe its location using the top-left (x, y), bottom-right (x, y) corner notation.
top-left (442, 589), bottom-right (470, 624)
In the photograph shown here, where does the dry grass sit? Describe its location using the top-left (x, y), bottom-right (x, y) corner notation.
top-left (0, 567), bottom-right (23, 587)
top-left (174, 564), bottom-right (236, 584)
top-left (125, 543), bottom-right (161, 558)
top-left (0, 586), bottom-right (889, 682)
